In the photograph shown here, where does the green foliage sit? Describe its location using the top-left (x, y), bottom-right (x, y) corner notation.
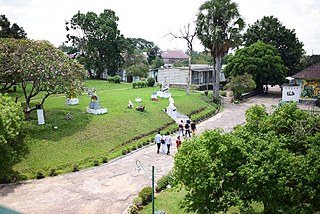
top-left (0, 38), bottom-right (86, 119)
top-left (147, 77), bottom-right (155, 87)
top-left (174, 103), bottom-right (320, 213)
top-left (132, 81), bottom-right (148, 88)
top-left (244, 16), bottom-right (304, 76)
top-left (0, 14), bottom-right (27, 39)
top-left (127, 38), bottom-right (160, 64)
top-left (102, 156), bottom-right (108, 163)
top-left (138, 186), bottom-right (153, 205)
top-left (156, 174), bottom-right (173, 192)
top-left (107, 76), bottom-right (115, 83)
top-left (225, 41), bottom-right (286, 89)
top-left (196, 0), bottom-right (245, 101)
top-left (36, 171), bottom-right (45, 179)
top-left (66, 9), bottom-right (126, 77)
top-left (229, 73), bottom-right (256, 100)
top-left (49, 168), bottom-right (57, 177)
top-left (127, 63), bottom-right (149, 78)
top-left (151, 56), bottom-right (164, 69)
top-left (0, 94), bottom-right (27, 183)
top-left (113, 75), bottom-right (121, 83)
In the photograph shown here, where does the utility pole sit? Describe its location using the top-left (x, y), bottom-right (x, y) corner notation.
top-left (152, 165), bottom-right (155, 214)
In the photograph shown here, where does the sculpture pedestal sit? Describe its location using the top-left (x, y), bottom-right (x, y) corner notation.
top-left (86, 107), bottom-right (107, 115)
top-left (66, 98), bottom-right (79, 105)
top-left (157, 91), bottom-right (171, 98)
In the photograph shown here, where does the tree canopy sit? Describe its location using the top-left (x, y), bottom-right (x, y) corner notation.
top-left (225, 41), bottom-right (286, 89)
top-left (0, 94), bottom-right (27, 183)
top-left (66, 9), bottom-right (126, 77)
top-left (0, 38), bottom-right (86, 119)
top-left (229, 72), bottom-right (256, 100)
top-left (196, 0), bottom-right (244, 101)
top-left (243, 16), bottom-right (304, 76)
top-left (0, 15), bottom-right (27, 39)
top-left (174, 103), bottom-right (320, 213)
top-left (127, 37), bottom-right (160, 64)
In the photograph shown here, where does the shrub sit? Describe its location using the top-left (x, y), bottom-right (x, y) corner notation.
top-left (138, 186), bottom-right (152, 205)
top-left (102, 157), bottom-right (108, 163)
top-left (147, 77), bottom-right (155, 87)
top-left (114, 75), bottom-right (121, 83)
top-left (93, 160), bottom-right (100, 166)
top-left (156, 174), bottom-right (173, 192)
top-left (107, 76), bottom-right (114, 83)
top-left (73, 164), bottom-right (79, 172)
top-left (219, 91), bottom-right (227, 97)
top-left (133, 196), bottom-right (143, 207)
top-left (36, 171), bottom-right (45, 179)
top-left (137, 143), bottom-right (143, 148)
top-left (49, 168), bottom-right (57, 177)
top-left (122, 149), bottom-right (128, 155)
top-left (131, 145), bottom-right (137, 151)
top-left (129, 204), bottom-right (139, 214)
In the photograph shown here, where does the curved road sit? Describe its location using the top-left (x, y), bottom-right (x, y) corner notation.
top-left (0, 88), bottom-right (281, 214)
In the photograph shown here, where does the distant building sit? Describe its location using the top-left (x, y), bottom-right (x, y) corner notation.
top-left (161, 50), bottom-right (189, 67)
top-left (156, 64), bottom-right (226, 90)
top-left (292, 63), bottom-right (320, 99)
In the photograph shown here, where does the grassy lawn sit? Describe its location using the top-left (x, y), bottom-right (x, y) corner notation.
top-left (140, 187), bottom-right (264, 214)
top-left (8, 80), bottom-right (217, 179)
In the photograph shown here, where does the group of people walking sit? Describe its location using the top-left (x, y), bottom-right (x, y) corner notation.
top-left (154, 119), bottom-right (197, 155)
top-left (178, 119), bottom-right (196, 138)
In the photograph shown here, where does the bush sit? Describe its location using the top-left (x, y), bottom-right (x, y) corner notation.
top-left (73, 164), bottom-right (79, 172)
top-left (156, 174), bottom-right (173, 192)
top-left (114, 75), bottom-right (121, 83)
top-left (107, 76), bottom-right (114, 83)
top-left (219, 91), bottom-right (227, 97)
top-left (129, 204), bottom-right (139, 214)
top-left (36, 171), bottom-right (45, 179)
top-left (102, 156), bottom-right (108, 163)
top-left (132, 81), bottom-right (148, 88)
top-left (49, 168), bottom-right (57, 177)
top-left (122, 149), bottom-right (128, 155)
top-left (138, 186), bottom-right (152, 205)
top-left (133, 196), bottom-right (143, 207)
top-left (137, 143), bottom-right (143, 148)
top-left (147, 77), bottom-right (155, 87)
top-left (93, 160), bottom-right (100, 166)
top-left (131, 145), bottom-right (137, 151)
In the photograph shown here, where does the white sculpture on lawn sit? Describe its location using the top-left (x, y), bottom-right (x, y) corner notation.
top-left (86, 88), bottom-right (107, 115)
top-left (166, 97), bottom-right (177, 120)
top-left (157, 77), bottom-right (171, 98)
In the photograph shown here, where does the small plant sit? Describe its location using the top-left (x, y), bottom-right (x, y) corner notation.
top-left (122, 149), bottom-right (128, 155)
top-left (73, 164), bottom-right (79, 172)
top-left (102, 156), bottom-right (108, 163)
top-left (113, 75), bottom-right (121, 83)
top-left (93, 160), bottom-right (100, 166)
top-left (131, 145), bottom-right (137, 151)
top-left (129, 204), bottom-right (139, 214)
top-left (36, 171), bottom-right (45, 179)
top-left (107, 76), bottom-right (114, 83)
top-left (49, 168), bottom-right (57, 177)
top-left (156, 174), bottom-right (173, 192)
top-left (133, 196), bottom-right (143, 207)
top-left (137, 143), bottom-right (143, 148)
top-left (147, 77), bottom-right (155, 87)
top-left (138, 186), bottom-right (152, 205)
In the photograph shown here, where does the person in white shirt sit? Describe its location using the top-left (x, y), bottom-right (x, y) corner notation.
top-left (154, 131), bottom-right (162, 154)
top-left (165, 132), bottom-right (172, 155)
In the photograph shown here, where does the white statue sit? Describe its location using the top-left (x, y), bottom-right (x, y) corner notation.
top-left (128, 99), bottom-right (134, 108)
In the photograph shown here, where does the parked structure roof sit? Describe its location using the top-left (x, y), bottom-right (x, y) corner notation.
top-left (161, 50), bottom-right (189, 59)
top-left (292, 63), bottom-right (320, 79)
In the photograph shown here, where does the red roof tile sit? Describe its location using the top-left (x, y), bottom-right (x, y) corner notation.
top-left (292, 63), bottom-right (320, 79)
top-left (161, 50), bottom-right (189, 59)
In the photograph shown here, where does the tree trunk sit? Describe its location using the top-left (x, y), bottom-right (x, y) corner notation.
top-left (186, 55), bottom-right (191, 95)
top-left (24, 109), bottom-right (31, 120)
top-left (213, 57), bottom-right (221, 102)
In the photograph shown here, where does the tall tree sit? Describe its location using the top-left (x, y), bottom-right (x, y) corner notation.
top-left (127, 37), bottom-right (160, 64)
top-left (0, 15), bottom-right (27, 39)
top-left (225, 41), bottom-right (286, 89)
top-left (66, 9), bottom-right (126, 78)
top-left (196, 0), bottom-right (244, 102)
top-left (174, 103), bottom-right (320, 213)
top-left (243, 16), bottom-right (304, 76)
top-left (167, 24), bottom-right (196, 96)
top-left (0, 38), bottom-right (86, 119)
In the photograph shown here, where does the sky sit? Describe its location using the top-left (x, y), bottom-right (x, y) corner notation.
top-left (1, 0), bottom-right (320, 55)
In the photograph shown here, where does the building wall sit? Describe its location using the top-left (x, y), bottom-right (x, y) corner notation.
top-left (299, 79), bottom-right (320, 99)
top-left (157, 68), bottom-right (188, 85)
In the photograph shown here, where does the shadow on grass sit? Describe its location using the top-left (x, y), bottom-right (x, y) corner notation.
top-left (24, 108), bottom-right (92, 141)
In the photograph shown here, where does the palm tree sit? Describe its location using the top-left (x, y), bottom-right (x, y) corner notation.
top-left (196, 0), bottom-right (244, 102)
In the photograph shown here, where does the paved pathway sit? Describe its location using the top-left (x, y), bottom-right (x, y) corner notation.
top-left (0, 87), bottom-right (282, 214)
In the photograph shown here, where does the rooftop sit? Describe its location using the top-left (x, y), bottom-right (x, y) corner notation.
top-left (292, 63), bottom-right (320, 79)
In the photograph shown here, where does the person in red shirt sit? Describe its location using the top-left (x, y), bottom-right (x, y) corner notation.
top-left (176, 136), bottom-right (182, 151)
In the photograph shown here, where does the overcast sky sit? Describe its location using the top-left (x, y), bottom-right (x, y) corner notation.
top-left (1, 0), bottom-right (319, 55)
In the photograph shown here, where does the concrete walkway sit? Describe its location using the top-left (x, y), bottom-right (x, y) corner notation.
top-left (0, 87), bottom-right (282, 214)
